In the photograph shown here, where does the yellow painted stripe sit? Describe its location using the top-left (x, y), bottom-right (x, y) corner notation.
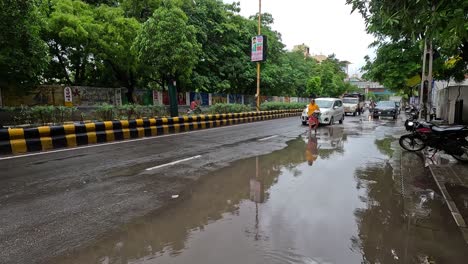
top-left (66, 134), bottom-right (77, 147)
top-left (38, 126), bottom-right (53, 151)
top-left (104, 121), bottom-right (114, 142)
top-left (162, 118), bottom-right (168, 124)
top-left (173, 117), bottom-right (180, 123)
top-left (122, 128), bottom-right (130, 139)
top-left (41, 137), bottom-right (53, 151)
top-left (192, 122), bottom-right (198, 130)
top-left (87, 132), bottom-right (97, 144)
top-left (10, 139), bottom-right (27, 154)
top-left (38, 126), bottom-right (50, 137)
top-left (149, 118), bottom-right (157, 126)
top-left (63, 124), bottom-right (75, 135)
top-left (137, 127), bottom-right (145, 138)
top-left (150, 126), bottom-right (157, 136)
top-left (163, 125), bottom-right (169, 134)
top-left (228, 113), bottom-right (232, 119)
top-left (120, 120), bottom-right (129, 129)
top-left (183, 116), bottom-right (189, 122)
top-left (201, 121), bottom-right (206, 129)
top-left (215, 114), bottom-right (220, 120)
top-left (9, 128), bottom-right (25, 140)
top-left (85, 123), bottom-right (96, 132)
top-left (184, 122), bottom-right (190, 131)
top-left (207, 114), bottom-right (213, 120)
top-left (136, 119), bottom-right (144, 126)
top-left (216, 120), bottom-right (221, 127)
top-left (173, 123), bottom-right (180, 133)
top-left (104, 121), bottom-right (113, 130)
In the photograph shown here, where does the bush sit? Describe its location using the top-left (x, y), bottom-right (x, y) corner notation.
top-left (260, 102), bottom-right (306, 111)
top-left (55, 106), bottom-right (77, 123)
top-left (150, 105), bottom-right (168, 117)
top-left (115, 104), bottom-right (168, 119)
top-left (208, 103), bottom-right (252, 114)
top-left (95, 103), bottom-right (115, 121)
top-left (4, 105), bottom-right (78, 125)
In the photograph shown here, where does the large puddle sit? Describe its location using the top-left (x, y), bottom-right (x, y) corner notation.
top-left (52, 125), bottom-right (468, 264)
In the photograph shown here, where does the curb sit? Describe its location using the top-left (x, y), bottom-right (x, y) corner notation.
top-left (0, 110), bottom-right (301, 155)
top-left (426, 155), bottom-right (468, 245)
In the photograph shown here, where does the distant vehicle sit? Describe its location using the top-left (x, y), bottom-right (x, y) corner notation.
top-left (373, 101), bottom-right (399, 119)
top-left (301, 98), bottom-right (345, 126)
top-left (390, 96), bottom-right (402, 114)
top-left (342, 93), bottom-right (364, 116)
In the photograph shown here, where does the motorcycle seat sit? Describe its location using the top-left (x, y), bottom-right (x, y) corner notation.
top-left (432, 126), bottom-right (465, 133)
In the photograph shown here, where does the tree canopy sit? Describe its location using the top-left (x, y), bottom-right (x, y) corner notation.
top-left (347, 0), bottom-right (468, 94)
top-left (1, 0), bottom-right (355, 100)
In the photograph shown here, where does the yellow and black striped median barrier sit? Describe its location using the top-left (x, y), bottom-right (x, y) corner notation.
top-left (0, 109), bottom-right (302, 155)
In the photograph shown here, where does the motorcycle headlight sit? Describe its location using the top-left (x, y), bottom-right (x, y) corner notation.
top-left (407, 121), bottom-right (414, 127)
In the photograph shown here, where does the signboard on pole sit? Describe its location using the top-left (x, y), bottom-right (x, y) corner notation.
top-left (251, 35), bottom-right (267, 62)
top-left (64, 86), bottom-right (73, 107)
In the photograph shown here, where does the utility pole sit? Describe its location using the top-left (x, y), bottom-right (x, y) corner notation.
top-left (256, 0), bottom-right (262, 111)
top-left (419, 39), bottom-right (433, 121)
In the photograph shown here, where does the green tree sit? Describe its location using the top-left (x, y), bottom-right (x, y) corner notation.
top-left (91, 5), bottom-right (141, 101)
top-left (361, 40), bottom-right (421, 95)
top-left (0, 0), bottom-right (49, 89)
top-left (41, 0), bottom-right (98, 85)
top-left (132, 3), bottom-right (201, 90)
top-left (347, 0), bottom-right (468, 80)
top-left (306, 76), bottom-right (322, 97)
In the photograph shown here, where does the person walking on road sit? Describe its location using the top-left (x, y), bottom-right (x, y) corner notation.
top-left (307, 98), bottom-right (320, 133)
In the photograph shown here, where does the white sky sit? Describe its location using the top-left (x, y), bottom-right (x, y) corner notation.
top-left (222, 0), bottom-right (376, 75)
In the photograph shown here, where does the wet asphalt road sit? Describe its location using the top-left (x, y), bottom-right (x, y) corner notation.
top-left (2, 113), bottom-right (468, 264)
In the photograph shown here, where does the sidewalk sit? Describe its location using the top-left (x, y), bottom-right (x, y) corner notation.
top-left (425, 152), bottom-right (468, 244)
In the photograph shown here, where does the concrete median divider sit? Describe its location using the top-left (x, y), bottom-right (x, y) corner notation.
top-left (0, 109), bottom-right (302, 155)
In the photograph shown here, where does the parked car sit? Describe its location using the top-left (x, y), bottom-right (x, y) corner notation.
top-left (372, 101), bottom-right (399, 119)
top-left (301, 98), bottom-right (345, 126)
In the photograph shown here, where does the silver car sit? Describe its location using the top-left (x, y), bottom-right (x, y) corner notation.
top-left (301, 98), bottom-right (345, 125)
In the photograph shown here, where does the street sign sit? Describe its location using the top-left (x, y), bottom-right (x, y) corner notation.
top-left (64, 87), bottom-right (73, 107)
top-left (251, 35), bottom-right (267, 62)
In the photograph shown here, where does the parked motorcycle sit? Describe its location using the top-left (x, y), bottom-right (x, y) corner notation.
top-left (399, 119), bottom-right (468, 162)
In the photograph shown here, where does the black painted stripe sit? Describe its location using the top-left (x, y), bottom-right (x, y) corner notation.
top-left (23, 128), bottom-right (39, 139)
top-left (95, 131), bottom-right (107, 143)
top-left (128, 120), bottom-right (137, 129)
top-left (0, 140), bottom-right (12, 155)
top-left (143, 119), bottom-right (150, 128)
top-left (113, 130), bottom-right (124, 140)
top-left (74, 124), bottom-right (88, 146)
top-left (25, 138), bottom-right (42, 152)
top-left (94, 122), bottom-right (106, 132)
top-left (50, 127), bottom-right (67, 148)
top-left (157, 125), bottom-right (164, 135)
top-left (144, 127), bottom-right (152, 137)
top-left (129, 127), bottom-right (139, 138)
top-left (0, 129), bottom-right (9, 141)
top-left (168, 124), bottom-right (175, 133)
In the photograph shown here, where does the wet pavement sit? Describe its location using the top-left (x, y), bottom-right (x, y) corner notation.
top-left (48, 116), bottom-right (468, 264)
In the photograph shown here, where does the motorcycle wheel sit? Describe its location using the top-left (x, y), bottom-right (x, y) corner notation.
top-left (451, 146), bottom-right (468, 163)
top-left (399, 134), bottom-right (426, 152)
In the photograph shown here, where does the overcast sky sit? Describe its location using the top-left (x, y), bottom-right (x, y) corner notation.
top-left (222, 0), bottom-right (375, 75)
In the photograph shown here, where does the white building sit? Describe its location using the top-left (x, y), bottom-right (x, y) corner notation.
top-left (433, 77), bottom-right (468, 124)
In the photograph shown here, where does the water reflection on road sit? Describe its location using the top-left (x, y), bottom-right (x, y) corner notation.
top-left (52, 125), bottom-right (468, 264)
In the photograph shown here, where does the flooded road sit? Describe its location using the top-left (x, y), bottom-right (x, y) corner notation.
top-left (52, 120), bottom-right (468, 264)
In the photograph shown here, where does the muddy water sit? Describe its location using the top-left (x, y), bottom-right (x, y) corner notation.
top-left (52, 125), bottom-right (468, 264)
